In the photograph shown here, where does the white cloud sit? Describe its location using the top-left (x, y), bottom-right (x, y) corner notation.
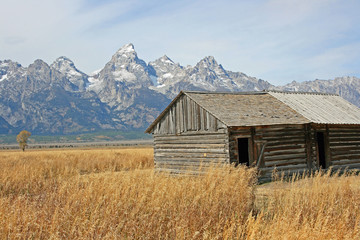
top-left (0, 0), bottom-right (359, 85)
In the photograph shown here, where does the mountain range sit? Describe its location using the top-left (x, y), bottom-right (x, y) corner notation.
top-left (1, 43), bottom-right (359, 135)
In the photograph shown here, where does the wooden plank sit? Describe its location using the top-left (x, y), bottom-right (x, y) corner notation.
top-left (328, 128), bottom-right (360, 133)
top-left (264, 153), bottom-right (306, 161)
top-left (155, 143), bottom-right (226, 149)
top-left (263, 163), bottom-right (307, 171)
top-left (264, 148), bottom-right (305, 157)
top-left (331, 159), bottom-right (360, 166)
top-left (259, 130), bottom-right (305, 137)
top-left (155, 159), bottom-right (227, 165)
top-left (330, 149), bottom-right (360, 156)
top-left (330, 145), bottom-right (360, 151)
top-left (155, 157), bottom-right (228, 163)
top-left (329, 137), bottom-right (360, 142)
top-left (255, 125), bottom-right (304, 131)
top-left (265, 158), bottom-right (306, 167)
top-left (261, 135), bottom-right (305, 141)
top-left (154, 133), bottom-right (226, 141)
top-left (331, 154), bottom-right (360, 161)
top-left (329, 133), bottom-right (360, 138)
top-left (265, 139), bottom-right (305, 147)
top-left (155, 139), bottom-right (228, 144)
top-left (155, 152), bottom-right (228, 158)
top-left (155, 148), bottom-right (227, 153)
top-left (329, 141), bottom-right (360, 146)
top-left (331, 163), bottom-right (360, 170)
top-left (180, 96), bottom-right (184, 133)
top-left (265, 144), bottom-right (306, 151)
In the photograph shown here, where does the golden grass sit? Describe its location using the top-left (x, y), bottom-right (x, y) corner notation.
top-left (0, 148), bottom-right (359, 239)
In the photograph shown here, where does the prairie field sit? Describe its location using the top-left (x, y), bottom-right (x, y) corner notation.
top-left (0, 147), bottom-right (359, 239)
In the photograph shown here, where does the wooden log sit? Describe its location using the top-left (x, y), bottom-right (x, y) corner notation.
top-left (265, 144), bottom-right (306, 151)
top-left (154, 133), bottom-right (226, 141)
top-left (156, 151), bottom-right (226, 157)
top-left (155, 148), bottom-right (227, 153)
top-left (155, 139), bottom-right (228, 144)
top-left (331, 159), bottom-right (360, 166)
top-left (331, 162), bottom-right (360, 170)
top-left (261, 135), bottom-right (305, 141)
top-left (155, 157), bottom-right (228, 163)
top-left (155, 160), bottom-right (227, 166)
top-left (155, 152), bottom-right (228, 158)
top-left (265, 139), bottom-right (306, 146)
top-left (330, 149), bottom-right (360, 156)
top-left (331, 154), bottom-right (360, 161)
top-left (155, 143), bottom-right (226, 149)
top-left (329, 141), bottom-right (360, 147)
top-left (264, 148), bottom-right (305, 157)
top-left (259, 130), bottom-right (305, 137)
top-left (329, 145), bottom-right (360, 151)
top-left (264, 153), bottom-right (306, 161)
top-left (265, 158), bottom-right (306, 167)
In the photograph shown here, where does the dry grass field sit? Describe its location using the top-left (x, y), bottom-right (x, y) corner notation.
top-left (0, 147), bottom-right (359, 239)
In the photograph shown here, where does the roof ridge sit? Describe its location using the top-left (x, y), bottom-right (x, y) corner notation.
top-left (183, 90), bottom-right (266, 95)
top-left (266, 90), bottom-right (339, 96)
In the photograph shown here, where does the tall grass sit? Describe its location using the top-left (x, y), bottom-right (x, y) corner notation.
top-left (0, 148), bottom-right (359, 239)
top-left (0, 148), bottom-right (256, 239)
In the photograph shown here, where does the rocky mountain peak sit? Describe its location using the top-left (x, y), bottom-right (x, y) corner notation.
top-left (51, 56), bottom-right (88, 91)
top-left (108, 43), bottom-right (147, 70)
top-left (198, 56), bottom-right (218, 67)
top-left (0, 60), bottom-right (24, 82)
top-left (159, 55), bottom-right (175, 65)
top-left (28, 59), bottom-right (51, 75)
top-left (194, 56), bottom-right (226, 75)
top-left (52, 56), bottom-right (75, 68)
top-left (112, 43), bottom-right (137, 60)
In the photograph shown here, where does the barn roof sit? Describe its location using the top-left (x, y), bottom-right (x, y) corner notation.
top-left (268, 91), bottom-right (360, 125)
top-left (145, 91), bottom-right (360, 133)
top-left (185, 91), bottom-right (309, 127)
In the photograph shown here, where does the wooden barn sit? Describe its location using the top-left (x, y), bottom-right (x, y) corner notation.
top-left (145, 91), bottom-right (360, 179)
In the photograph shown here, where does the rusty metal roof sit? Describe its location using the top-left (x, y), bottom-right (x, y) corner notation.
top-left (269, 91), bottom-right (360, 125)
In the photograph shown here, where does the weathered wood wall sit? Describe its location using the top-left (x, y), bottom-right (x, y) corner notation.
top-left (328, 126), bottom-right (360, 171)
top-left (154, 132), bottom-right (229, 173)
top-left (152, 95), bottom-right (226, 135)
top-left (229, 125), bottom-right (311, 180)
top-left (151, 95), bottom-right (229, 173)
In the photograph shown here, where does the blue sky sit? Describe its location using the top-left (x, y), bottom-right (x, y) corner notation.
top-left (0, 0), bottom-right (359, 85)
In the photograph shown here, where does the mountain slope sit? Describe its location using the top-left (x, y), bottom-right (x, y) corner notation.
top-left (0, 43), bottom-right (359, 135)
top-left (273, 76), bottom-right (360, 107)
top-left (0, 59), bottom-right (122, 134)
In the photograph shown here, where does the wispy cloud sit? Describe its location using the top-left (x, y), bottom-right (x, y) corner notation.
top-left (0, 0), bottom-right (359, 85)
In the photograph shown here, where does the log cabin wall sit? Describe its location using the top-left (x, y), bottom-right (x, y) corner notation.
top-left (229, 125), bottom-right (311, 180)
top-left (152, 95), bottom-right (229, 173)
top-left (327, 125), bottom-right (360, 171)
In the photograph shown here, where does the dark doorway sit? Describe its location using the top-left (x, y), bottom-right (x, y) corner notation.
top-left (317, 132), bottom-right (327, 169)
top-left (237, 138), bottom-right (249, 166)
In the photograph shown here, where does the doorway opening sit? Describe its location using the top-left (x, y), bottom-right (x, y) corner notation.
top-left (237, 138), bottom-right (250, 166)
top-left (317, 132), bottom-right (327, 169)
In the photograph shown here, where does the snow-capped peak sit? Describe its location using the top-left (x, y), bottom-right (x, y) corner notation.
top-left (199, 56), bottom-right (217, 66)
top-left (160, 55), bottom-right (175, 65)
top-left (54, 56), bottom-right (73, 63)
top-left (116, 43), bottom-right (135, 54)
top-left (51, 56), bottom-right (82, 76)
